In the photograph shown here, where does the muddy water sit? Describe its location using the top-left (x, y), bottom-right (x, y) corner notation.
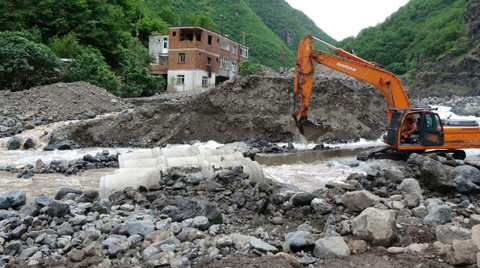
top-left (0, 169), bottom-right (114, 203)
top-left (262, 157), bottom-right (404, 191)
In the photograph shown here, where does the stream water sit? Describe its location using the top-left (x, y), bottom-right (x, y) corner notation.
top-left (1, 106), bottom-right (480, 200)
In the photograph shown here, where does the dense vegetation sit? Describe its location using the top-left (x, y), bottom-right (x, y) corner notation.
top-left (338, 0), bottom-right (473, 75)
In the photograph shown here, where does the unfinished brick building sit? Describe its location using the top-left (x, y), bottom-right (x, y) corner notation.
top-left (149, 25), bottom-right (249, 92)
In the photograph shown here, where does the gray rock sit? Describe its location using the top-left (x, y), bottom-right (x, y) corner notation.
top-left (4, 240), bottom-right (22, 256)
top-left (0, 189), bottom-right (26, 209)
top-left (22, 138), bottom-right (35, 150)
top-left (415, 155), bottom-right (456, 192)
top-left (102, 235), bottom-right (128, 248)
top-left (170, 257), bottom-right (191, 268)
top-left (17, 246), bottom-right (38, 263)
top-left (161, 206), bottom-right (184, 222)
top-left (192, 216), bottom-right (209, 231)
top-left (18, 203), bottom-right (38, 216)
top-left (55, 188), bottom-right (82, 200)
top-left (313, 236), bottom-right (350, 259)
top-left (423, 204), bottom-right (452, 228)
top-left (83, 228), bottom-right (102, 246)
top-left (341, 190), bottom-right (378, 212)
top-left (249, 237), bottom-right (278, 253)
top-left (0, 210), bottom-right (16, 220)
top-left (412, 206), bottom-right (428, 219)
top-left (7, 137), bottom-right (22, 150)
top-left (108, 240), bottom-right (129, 257)
top-left (352, 208), bottom-right (396, 246)
top-left (230, 192), bottom-right (246, 207)
top-left (77, 190), bottom-right (99, 203)
top-left (124, 218), bottom-right (155, 237)
top-left (57, 222), bottom-right (74, 236)
top-left (47, 200), bottom-right (71, 218)
top-left (385, 169), bottom-right (405, 183)
top-left (454, 165), bottom-right (480, 193)
top-left (465, 155), bottom-right (480, 169)
top-left (404, 193), bottom-right (420, 208)
top-left (398, 179), bottom-right (422, 198)
top-left (436, 224), bottom-right (472, 244)
top-left (446, 239), bottom-right (478, 266)
top-left (67, 248), bottom-right (85, 262)
top-left (298, 256), bottom-right (317, 265)
top-left (34, 194), bottom-right (52, 208)
top-left (285, 231), bottom-right (315, 250)
top-left (290, 192), bottom-right (314, 206)
top-left (311, 198), bottom-right (332, 214)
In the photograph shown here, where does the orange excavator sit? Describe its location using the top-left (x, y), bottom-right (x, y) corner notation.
top-left (293, 35), bottom-right (480, 160)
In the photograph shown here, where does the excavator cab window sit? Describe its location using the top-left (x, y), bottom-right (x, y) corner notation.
top-left (420, 113), bottom-right (444, 146)
top-left (400, 113), bottom-right (421, 145)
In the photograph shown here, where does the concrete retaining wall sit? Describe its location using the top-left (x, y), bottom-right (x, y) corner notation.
top-left (100, 145), bottom-right (264, 198)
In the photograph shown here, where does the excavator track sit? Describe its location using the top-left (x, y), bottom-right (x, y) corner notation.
top-left (357, 146), bottom-right (466, 161)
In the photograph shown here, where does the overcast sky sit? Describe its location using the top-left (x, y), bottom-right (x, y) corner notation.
top-left (284, 0), bottom-right (410, 41)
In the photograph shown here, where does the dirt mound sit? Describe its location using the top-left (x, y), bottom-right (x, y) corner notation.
top-left (0, 82), bottom-right (126, 123)
top-left (50, 75), bottom-right (387, 147)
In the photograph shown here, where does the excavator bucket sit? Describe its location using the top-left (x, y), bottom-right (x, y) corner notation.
top-left (298, 118), bottom-right (332, 141)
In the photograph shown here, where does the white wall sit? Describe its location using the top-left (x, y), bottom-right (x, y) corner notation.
top-left (167, 70), bottom-right (216, 92)
top-left (149, 35), bottom-right (169, 64)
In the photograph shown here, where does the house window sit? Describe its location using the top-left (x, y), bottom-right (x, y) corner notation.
top-left (196, 34), bottom-right (201, 41)
top-left (220, 56), bottom-right (230, 70)
top-left (172, 31), bottom-right (176, 36)
top-left (208, 35), bottom-right (212, 45)
top-left (240, 47), bottom-right (248, 58)
top-left (202, 77), bottom-right (208, 87)
top-left (207, 57), bottom-right (212, 66)
top-left (178, 53), bottom-right (186, 63)
top-left (163, 37), bottom-right (168, 49)
top-left (231, 60), bottom-right (237, 72)
top-left (220, 38), bottom-right (229, 50)
top-left (232, 46), bottom-right (237, 55)
top-left (177, 75), bottom-right (185, 85)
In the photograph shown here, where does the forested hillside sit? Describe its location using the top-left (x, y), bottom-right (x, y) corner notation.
top-left (0, 0), bottom-right (335, 93)
top-left (337, 0), bottom-right (479, 96)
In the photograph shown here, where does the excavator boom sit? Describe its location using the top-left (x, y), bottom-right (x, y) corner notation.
top-left (293, 35), bottom-right (411, 140)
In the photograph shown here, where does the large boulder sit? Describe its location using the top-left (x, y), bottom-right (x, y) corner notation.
top-left (290, 192), bottom-right (314, 206)
top-left (313, 236), bottom-right (350, 259)
top-left (454, 165), bottom-right (480, 193)
top-left (351, 208), bottom-right (396, 246)
top-left (341, 190), bottom-right (379, 212)
top-left (398, 179), bottom-right (422, 198)
top-left (0, 189), bottom-right (27, 209)
top-left (446, 239), bottom-right (478, 266)
top-left (415, 155), bottom-right (456, 192)
top-left (423, 204), bottom-right (452, 228)
top-left (7, 137), bottom-right (22, 150)
top-left (47, 200), bottom-right (71, 218)
top-left (436, 224), bottom-right (471, 245)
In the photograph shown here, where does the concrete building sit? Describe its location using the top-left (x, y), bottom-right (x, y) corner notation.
top-left (149, 25), bottom-right (249, 92)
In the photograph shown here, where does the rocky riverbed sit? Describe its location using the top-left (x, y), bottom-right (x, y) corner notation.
top-left (2, 151), bottom-right (480, 267)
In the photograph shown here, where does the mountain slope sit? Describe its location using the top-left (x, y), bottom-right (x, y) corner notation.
top-left (244, 0), bottom-right (336, 51)
top-left (337, 0), bottom-right (479, 96)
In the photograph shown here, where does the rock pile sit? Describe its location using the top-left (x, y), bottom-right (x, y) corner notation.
top-left (0, 150), bottom-right (119, 179)
top-left (5, 152), bottom-right (480, 267)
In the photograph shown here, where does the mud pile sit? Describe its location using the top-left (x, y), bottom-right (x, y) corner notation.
top-left (0, 82), bottom-right (126, 123)
top-left (51, 75), bottom-right (388, 147)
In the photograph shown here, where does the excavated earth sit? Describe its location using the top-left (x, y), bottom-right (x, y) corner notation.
top-left (0, 82), bottom-right (127, 123)
top-left (50, 75), bottom-right (388, 147)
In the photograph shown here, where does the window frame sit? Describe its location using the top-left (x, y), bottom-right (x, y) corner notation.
top-left (177, 75), bottom-right (185, 85)
top-left (178, 53), bottom-right (186, 63)
top-left (202, 76), bottom-right (208, 87)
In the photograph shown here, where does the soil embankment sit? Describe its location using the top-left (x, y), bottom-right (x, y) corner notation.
top-left (50, 75), bottom-right (388, 147)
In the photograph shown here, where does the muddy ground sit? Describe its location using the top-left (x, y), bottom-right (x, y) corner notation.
top-left (49, 74), bottom-right (387, 147)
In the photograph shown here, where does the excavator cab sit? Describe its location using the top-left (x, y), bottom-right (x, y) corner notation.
top-left (386, 110), bottom-right (444, 148)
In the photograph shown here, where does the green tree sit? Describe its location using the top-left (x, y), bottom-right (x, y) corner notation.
top-left (63, 48), bottom-right (119, 94)
top-left (118, 45), bottom-right (165, 97)
top-left (48, 32), bottom-right (84, 59)
top-left (0, 31), bottom-right (59, 91)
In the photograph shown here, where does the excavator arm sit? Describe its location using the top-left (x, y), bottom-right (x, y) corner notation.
top-left (293, 35), bottom-right (411, 140)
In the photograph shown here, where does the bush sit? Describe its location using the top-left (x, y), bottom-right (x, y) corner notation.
top-left (0, 31), bottom-right (59, 91)
top-left (239, 61), bottom-right (264, 76)
top-left (63, 49), bottom-right (119, 95)
top-left (48, 33), bottom-right (84, 59)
